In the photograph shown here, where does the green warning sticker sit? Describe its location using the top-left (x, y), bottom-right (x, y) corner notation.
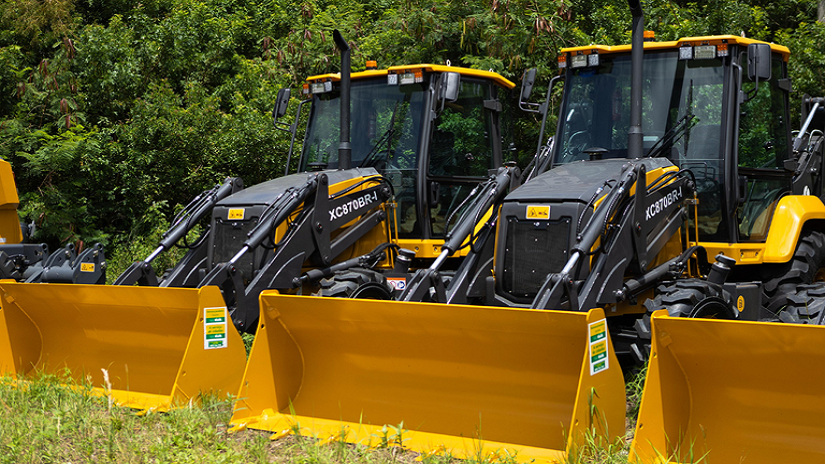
top-left (204, 306), bottom-right (228, 350)
top-left (588, 319), bottom-right (609, 375)
top-left (589, 320), bottom-right (606, 343)
top-left (591, 340), bottom-right (607, 363)
top-left (205, 325), bottom-right (226, 340)
top-left (204, 307), bottom-right (226, 323)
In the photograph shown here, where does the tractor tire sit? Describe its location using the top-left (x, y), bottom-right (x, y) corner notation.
top-left (776, 282), bottom-right (825, 325)
top-left (763, 230), bottom-right (825, 312)
top-left (630, 279), bottom-right (735, 365)
top-left (314, 268), bottom-right (394, 300)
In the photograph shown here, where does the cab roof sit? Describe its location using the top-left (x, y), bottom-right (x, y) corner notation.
top-left (306, 64), bottom-right (516, 89)
top-left (561, 35), bottom-right (790, 61)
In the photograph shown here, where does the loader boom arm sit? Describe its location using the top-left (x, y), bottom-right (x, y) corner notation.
top-left (531, 162), bottom-right (695, 311)
top-left (114, 177), bottom-right (244, 286)
top-left (399, 166), bottom-right (516, 302)
top-left (200, 173), bottom-right (393, 332)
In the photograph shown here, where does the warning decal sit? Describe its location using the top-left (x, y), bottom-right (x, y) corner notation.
top-left (205, 307), bottom-right (226, 324)
top-left (387, 277), bottom-right (407, 291)
top-left (228, 208), bottom-right (245, 220)
top-left (588, 319), bottom-right (609, 375)
top-left (526, 205), bottom-right (550, 219)
top-left (204, 306), bottom-right (228, 350)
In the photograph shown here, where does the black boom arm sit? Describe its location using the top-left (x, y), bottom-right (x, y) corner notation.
top-left (531, 162), bottom-right (695, 311)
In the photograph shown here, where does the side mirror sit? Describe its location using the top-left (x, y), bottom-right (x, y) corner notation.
top-left (439, 72), bottom-right (461, 103)
top-left (520, 68), bottom-right (537, 102)
top-left (747, 43), bottom-right (771, 82)
top-left (272, 88), bottom-right (291, 120)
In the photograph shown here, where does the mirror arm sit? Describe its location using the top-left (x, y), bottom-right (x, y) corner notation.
top-left (283, 98), bottom-right (312, 176)
top-left (533, 74), bottom-right (562, 164)
top-left (734, 55), bottom-right (753, 104)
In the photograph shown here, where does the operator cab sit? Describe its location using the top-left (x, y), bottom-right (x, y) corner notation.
top-left (293, 65), bottom-right (515, 250)
top-left (553, 36), bottom-right (795, 245)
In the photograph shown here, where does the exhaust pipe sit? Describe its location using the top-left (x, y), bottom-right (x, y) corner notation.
top-left (333, 30), bottom-right (352, 170)
top-left (627, 0), bottom-right (644, 159)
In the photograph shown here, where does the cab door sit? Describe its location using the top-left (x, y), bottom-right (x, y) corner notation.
top-left (417, 78), bottom-right (503, 242)
top-left (734, 49), bottom-right (793, 243)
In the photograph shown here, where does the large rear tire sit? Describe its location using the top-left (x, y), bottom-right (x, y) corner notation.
top-left (776, 282), bottom-right (825, 325)
top-left (314, 268), bottom-right (394, 300)
top-left (630, 279), bottom-right (734, 365)
top-left (763, 230), bottom-right (825, 312)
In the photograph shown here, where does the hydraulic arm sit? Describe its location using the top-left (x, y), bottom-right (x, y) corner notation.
top-left (531, 161), bottom-right (695, 311)
top-left (199, 172), bottom-right (392, 332)
top-left (114, 177), bottom-right (244, 286)
top-left (400, 165), bottom-right (518, 303)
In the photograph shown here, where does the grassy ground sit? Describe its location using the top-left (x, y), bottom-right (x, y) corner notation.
top-left (0, 371), bottom-right (646, 464)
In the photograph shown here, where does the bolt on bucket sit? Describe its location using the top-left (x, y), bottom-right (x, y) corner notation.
top-left (631, 310), bottom-right (825, 463)
top-left (230, 293), bottom-right (625, 462)
top-left (0, 281), bottom-right (246, 411)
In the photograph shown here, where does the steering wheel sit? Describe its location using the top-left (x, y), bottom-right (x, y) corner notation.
top-left (561, 130), bottom-right (591, 163)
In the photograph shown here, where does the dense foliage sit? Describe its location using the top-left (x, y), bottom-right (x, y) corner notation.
top-left (0, 0), bottom-right (821, 259)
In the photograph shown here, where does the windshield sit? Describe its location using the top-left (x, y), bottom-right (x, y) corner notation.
top-left (300, 79), bottom-right (427, 171)
top-left (555, 50), bottom-right (731, 241)
top-left (553, 50), bottom-right (725, 165)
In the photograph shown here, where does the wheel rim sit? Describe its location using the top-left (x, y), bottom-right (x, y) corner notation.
top-left (815, 268), bottom-right (825, 283)
top-left (689, 296), bottom-right (735, 319)
top-left (350, 282), bottom-right (393, 300)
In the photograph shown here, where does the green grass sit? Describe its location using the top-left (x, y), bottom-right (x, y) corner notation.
top-left (0, 370), bottom-right (662, 464)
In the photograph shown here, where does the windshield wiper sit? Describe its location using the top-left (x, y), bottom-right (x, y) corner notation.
top-left (645, 111), bottom-right (698, 158)
top-left (646, 79), bottom-right (699, 159)
top-left (360, 101), bottom-right (401, 168)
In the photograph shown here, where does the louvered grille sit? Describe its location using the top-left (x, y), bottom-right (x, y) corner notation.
top-left (212, 218), bottom-right (259, 281)
top-left (502, 218), bottom-right (571, 298)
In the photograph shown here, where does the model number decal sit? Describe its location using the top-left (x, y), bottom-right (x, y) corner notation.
top-left (329, 191), bottom-right (379, 221)
top-left (645, 186), bottom-right (682, 221)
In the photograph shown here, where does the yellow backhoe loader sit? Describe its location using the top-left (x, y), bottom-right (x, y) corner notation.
top-left (631, 91), bottom-right (825, 462)
top-left (0, 31), bottom-right (520, 410)
top-left (230, 1), bottom-right (825, 461)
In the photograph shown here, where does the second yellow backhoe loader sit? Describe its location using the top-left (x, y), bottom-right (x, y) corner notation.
top-left (631, 97), bottom-right (825, 462)
top-left (0, 31), bottom-right (520, 410)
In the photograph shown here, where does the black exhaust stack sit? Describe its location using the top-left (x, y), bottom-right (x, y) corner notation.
top-left (627, 0), bottom-right (644, 159)
top-left (333, 30), bottom-right (352, 170)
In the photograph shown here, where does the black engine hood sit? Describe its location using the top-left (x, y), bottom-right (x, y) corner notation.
top-left (506, 158), bottom-right (675, 204)
top-left (217, 167), bottom-right (380, 207)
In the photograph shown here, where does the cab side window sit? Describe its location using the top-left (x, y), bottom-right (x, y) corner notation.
top-left (737, 55), bottom-right (791, 242)
top-left (739, 58), bottom-right (789, 169)
top-left (428, 80), bottom-right (496, 236)
top-left (429, 81), bottom-right (494, 177)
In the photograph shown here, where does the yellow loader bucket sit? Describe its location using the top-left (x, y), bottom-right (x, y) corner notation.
top-left (631, 311), bottom-right (825, 463)
top-left (0, 281), bottom-right (246, 411)
top-left (231, 293), bottom-right (625, 462)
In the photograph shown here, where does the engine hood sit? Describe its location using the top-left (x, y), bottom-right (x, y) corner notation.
top-left (506, 158), bottom-right (675, 204)
top-left (217, 167), bottom-right (380, 207)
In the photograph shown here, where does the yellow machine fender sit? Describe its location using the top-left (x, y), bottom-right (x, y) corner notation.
top-left (0, 159), bottom-right (23, 245)
top-left (631, 310), bottom-right (825, 463)
top-left (763, 195), bottom-right (825, 262)
top-left (0, 281), bottom-right (246, 411)
top-left (231, 293), bottom-right (625, 462)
